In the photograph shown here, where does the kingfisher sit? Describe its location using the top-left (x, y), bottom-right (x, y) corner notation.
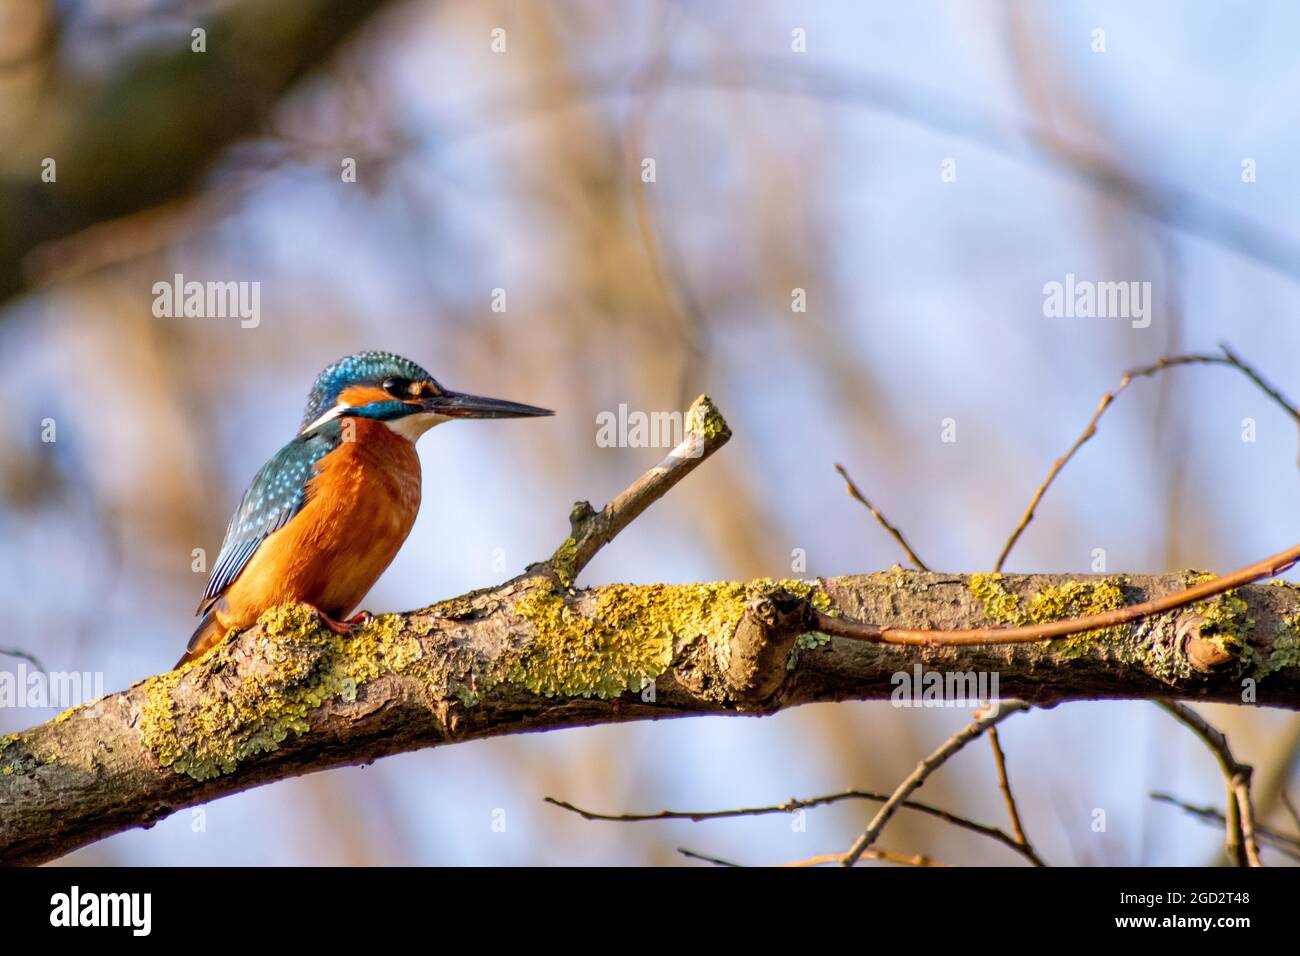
top-left (179, 350), bottom-right (552, 668)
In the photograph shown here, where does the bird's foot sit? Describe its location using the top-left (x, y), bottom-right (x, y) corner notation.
top-left (309, 606), bottom-right (372, 635)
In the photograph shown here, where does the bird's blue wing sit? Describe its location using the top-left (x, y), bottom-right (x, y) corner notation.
top-left (199, 421), bottom-right (344, 609)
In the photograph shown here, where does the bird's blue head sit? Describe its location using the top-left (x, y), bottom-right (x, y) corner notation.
top-left (300, 350), bottom-right (552, 440)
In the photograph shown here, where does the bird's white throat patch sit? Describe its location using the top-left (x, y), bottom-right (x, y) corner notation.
top-left (383, 411), bottom-right (451, 441)
top-left (300, 404), bottom-right (450, 442)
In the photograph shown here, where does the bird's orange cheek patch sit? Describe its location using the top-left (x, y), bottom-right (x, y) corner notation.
top-left (337, 385), bottom-right (393, 407)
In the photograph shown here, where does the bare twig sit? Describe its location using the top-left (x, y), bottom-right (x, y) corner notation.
top-left (996, 346), bottom-right (1300, 571)
top-left (988, 725), bottom-right (1035, 856)
top-left (834, 463), bottom-right (930, 571)
top-left (1157, 701), bottom-right (1263, 867)
top-left (549, 395), bottom-right (731, 583)
top-left (780, 849), bottom-right (949, 868)
top-left (841, 701), bottom-right (1032, 866)
top-left (546, 787), bottom-right (1044, 865)
top-left (1151, 793), bottom-right (1300, 863)
top-left (677, 847), bottom-right (742, 867)
top-left (1283, 790), bottom-right (1300, 837)
top-left (0, 648), bottom-right (45, 671)
top-left (1251, 718), bottom-right (1300, 824)
top-left (678, 846), bottom-right (947, 867)
top-left (993, 389), bottom-right (1115, 574)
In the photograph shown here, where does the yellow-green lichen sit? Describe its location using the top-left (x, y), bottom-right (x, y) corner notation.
top-left (1183, 571), bottom-right (1254, 658)
top-left (969, 573), bottom-right (1032, 627)
top-left (139, 604), bottom-right (425, 782)
top-left (969, 571), bottom-right (1261, 680)
top-left (550, 536), bottom-right (579, 587)
top-left (784, 580), bottom-right (835, 666)
top-left (1247, 610), bottom-right (1300, 680)
top-left (0, 731), bottom-right (17, 774)
top-left (510, 582), bottom-right (748, 698)
top-left (686, 395), bottom-right (729, 442)
top-left (508, 577), bottom-right (832, 697)
top-left (969, 573), bottom-right (1131, 662)
top-left (137, 574), bottom-right (836, 779)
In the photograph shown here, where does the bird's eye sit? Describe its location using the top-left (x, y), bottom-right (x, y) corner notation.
top-left (382, 377), bottom-right (410, 398)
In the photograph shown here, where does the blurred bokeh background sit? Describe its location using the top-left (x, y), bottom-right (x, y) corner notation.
top-left (2, 0), bottom-right (1299, 865)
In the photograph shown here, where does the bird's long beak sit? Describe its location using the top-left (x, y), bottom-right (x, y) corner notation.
top-left (420, 390), bottom-right (554, 419)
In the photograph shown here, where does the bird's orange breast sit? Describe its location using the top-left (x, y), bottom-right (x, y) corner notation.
top-left (216, 419), bottom-right (422, 629)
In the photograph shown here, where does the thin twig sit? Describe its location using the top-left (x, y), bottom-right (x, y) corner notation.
top-left (812, 538), bottom-right (1300, 646)
top-left (549, 394), bottom-right (731, 583)
top-left (1156, 701), bottom-right (1263, 867)
top-left (677, 847), bottom-right (742, 867)
top-left (841, 701), bottom-right (1032, 866)
top-left (834, 463), bottom-right (930, 571)
top-left (988, 725), bottom-right (1034, 854)
top-left (995, 346), bottom-right (1300, 572)
top-left (0, 648), bottom-right (44, 671)
top-left (677, 846), bottom-right (947, 867)
top-left (1282, 790), bottom-right (1300, 837)
top-left (993, 389), bottom-right (1115, 573)
top-left (546, 787), bottom-right (1043, 865)
top-left (779, 849), bottom-right (949, 868)
top-left (1150, 793), bottom-right (1300, 863)
top-left (1217, 343), bottom-right (1300, 431)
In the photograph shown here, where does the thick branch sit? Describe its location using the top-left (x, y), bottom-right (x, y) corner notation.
top-left (5, 396), bottom-right (1300, 865)
top-left (4, 567), bottom-right (1300, 864)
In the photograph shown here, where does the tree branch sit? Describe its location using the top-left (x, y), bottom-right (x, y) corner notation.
top-left (841, 701), bottom-right (1032, 866)
top-left (545, 787), bottom-right (1042, 865)
top-left (5, 396), bottom-right (1300, 865)
top-left (834, 463), bottom-right (930, 571)
top-left (1150, 793), bottom-right (1300, 863)
top-left (1156, 701), bottom-right (1263, 866)
top-left (995, 345), bottom-right (1300, 571)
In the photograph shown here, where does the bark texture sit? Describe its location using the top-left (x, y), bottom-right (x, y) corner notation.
top-left (3, 567), bottom-right (1300, 865)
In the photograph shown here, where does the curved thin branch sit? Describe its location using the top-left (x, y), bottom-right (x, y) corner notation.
top-left (0, 648), bottom-right (44, 671)
top-left (546, 786), bottom-right (1043, 866)
top-left (988, 725), bottom-right (1037, 861)
top-left (996, 346), bottom-right (1300, 571)
top-left (841, 701), bottom-right (1032, 866)
top-left (1157, 701), bottom-right (1263, 867)
top-left (834, 463), bottom-right (930, 571)
top-left (1150, 793), bottom-right (1300, 864)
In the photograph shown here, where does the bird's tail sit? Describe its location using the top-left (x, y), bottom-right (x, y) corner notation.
top-left (177, 608), bottom-right (225, 669)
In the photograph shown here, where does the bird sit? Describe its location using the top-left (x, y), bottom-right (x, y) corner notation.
top-left (179, 350), bottom-right (552, 668)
